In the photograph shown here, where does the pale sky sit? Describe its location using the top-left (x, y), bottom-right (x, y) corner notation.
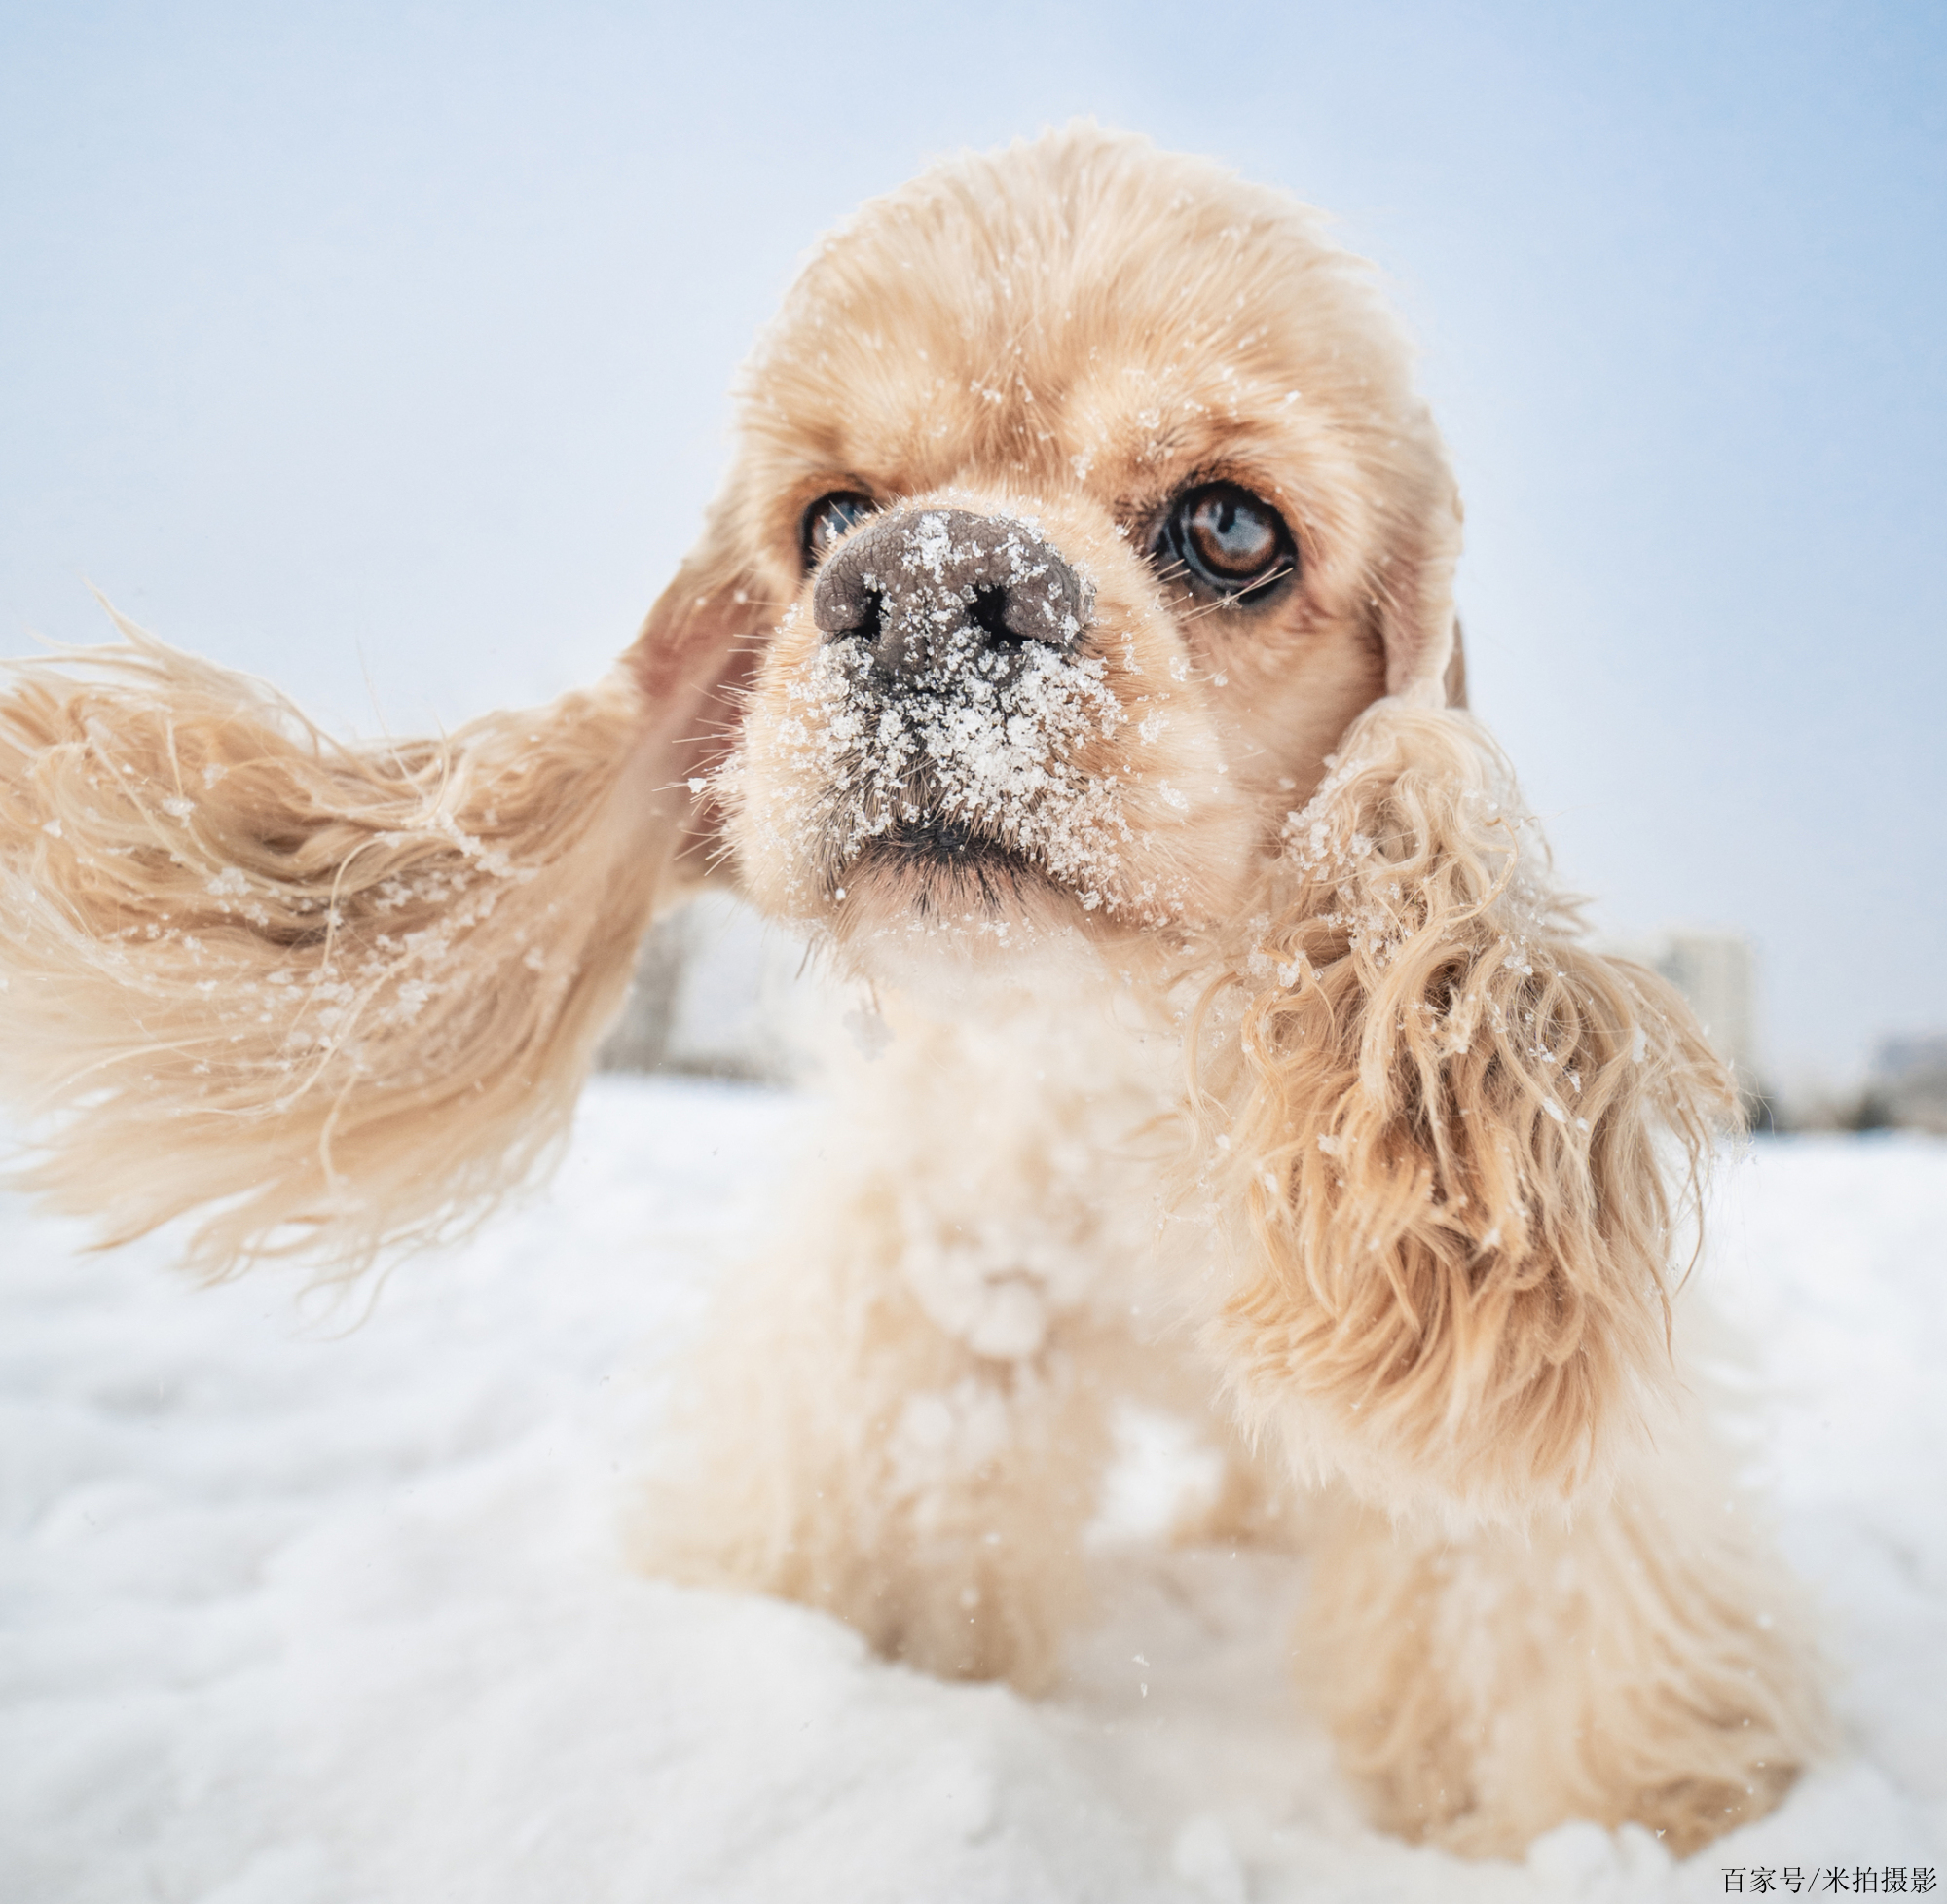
top-left (4, 0), bottom-right (1942, 1087)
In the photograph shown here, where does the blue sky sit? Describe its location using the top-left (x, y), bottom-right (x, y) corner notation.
top-left (3, 0), bottom-right (1942, 1086)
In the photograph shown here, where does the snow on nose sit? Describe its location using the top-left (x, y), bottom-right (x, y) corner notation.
top-left (812, 508), bottom-right (1093, 681)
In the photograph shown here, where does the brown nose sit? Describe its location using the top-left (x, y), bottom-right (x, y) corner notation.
top-left (811, 508), bottom-right (1093, 679)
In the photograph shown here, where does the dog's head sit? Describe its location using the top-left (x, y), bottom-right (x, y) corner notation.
top-left (636, 128), bottom-right (1463, 971)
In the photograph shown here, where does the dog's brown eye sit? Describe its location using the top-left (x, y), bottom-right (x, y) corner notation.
top-left (801, 492), bottom-right (877, 571)
top-left (1153, 482), bottom-right (1297, 600)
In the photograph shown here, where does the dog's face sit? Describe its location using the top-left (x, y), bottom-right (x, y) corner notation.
top-left (640, 130), bottom-right (1462, 973)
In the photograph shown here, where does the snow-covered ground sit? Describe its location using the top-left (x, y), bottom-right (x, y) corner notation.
top-left (3, 1078), bottom-right (1943, 1902)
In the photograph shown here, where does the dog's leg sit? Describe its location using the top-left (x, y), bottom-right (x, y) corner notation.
top-left (639, 1002), bottom-right (1161, 1693)
top-left (1300, 1424), bottom-right (1824, 1857)
top-left (643, 1238), bottom-right (1119, 1693)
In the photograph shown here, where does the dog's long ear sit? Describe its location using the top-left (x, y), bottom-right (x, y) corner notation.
top-left (1360, 417), bottom-right (1467, 706)
top-left (623, 523), bottom-right (770, 893)
top-left (0, 607), bottom-right (707, 1278)
top-left (1202, 703), bottom-right (1731, 1527)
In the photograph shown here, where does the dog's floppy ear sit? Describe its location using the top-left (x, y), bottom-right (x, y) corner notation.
top-left (1203, 702), bottom-right (1731, 1526)
top-left (1367, 440), bottom-right (1466, 707)
top-left (622, 519), bottom-right (770, 888)
top-left (0, 608), bottom-right (694, 1278)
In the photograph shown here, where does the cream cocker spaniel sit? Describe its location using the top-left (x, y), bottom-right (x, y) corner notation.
top-left (0, 127), bottom-right (1821, 1856)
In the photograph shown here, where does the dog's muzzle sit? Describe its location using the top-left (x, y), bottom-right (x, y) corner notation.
top-left (790, 504), bottom-right (1122, 910)
top-left (811, 508), bottom-right (1094, 681)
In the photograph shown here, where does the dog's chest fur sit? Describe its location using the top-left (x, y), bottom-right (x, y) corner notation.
top-left (803, 970), bottom-right (1197, 1368)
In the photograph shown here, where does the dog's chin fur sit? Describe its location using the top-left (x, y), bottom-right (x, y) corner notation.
top-left (810, 824), bottom-right (1227, 1003)
top-left (826, 895), bottom-right (1117, 1024)
top-left (0, 125), bottom-right (1825, 1857)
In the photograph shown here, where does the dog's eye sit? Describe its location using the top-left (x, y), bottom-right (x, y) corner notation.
top-left (1153, 483), bottom-right (1297, 600)
top-left (801, 492), bottom-right (877, 571)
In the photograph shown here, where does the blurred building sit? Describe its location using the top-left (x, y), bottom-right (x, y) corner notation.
top-left (1649, 931), bottom-right (1761, 1086)
top-left (596, 892), bottom-right (811, 1081)
top-left (1865, 1034), bottom-right (1947, 1134)
top-left (1607, 929), bottom-right (1763, 1096)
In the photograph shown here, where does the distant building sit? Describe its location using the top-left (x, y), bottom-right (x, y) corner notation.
top-left (596, 892), bottom-right (812, 1081)
top-left (1866, 1034), bottom-right (1947, 1134)
top-left (1608, 929), bottom-right (1762, 1093)
top-left (1650, 932), bottom-right (1761, 1086)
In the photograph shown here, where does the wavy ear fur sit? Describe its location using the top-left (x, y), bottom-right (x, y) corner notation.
top-left (1201, 701), bottom-right (1732, 1527)
top-left (0, 611), bottom-right (680, 1277)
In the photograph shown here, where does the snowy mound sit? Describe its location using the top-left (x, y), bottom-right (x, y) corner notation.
top-left (3, 1080), bottom-right (1942, 1901)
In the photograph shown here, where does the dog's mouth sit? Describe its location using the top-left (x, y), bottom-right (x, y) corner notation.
top-left (842, 815), bottom-right (1046, 915)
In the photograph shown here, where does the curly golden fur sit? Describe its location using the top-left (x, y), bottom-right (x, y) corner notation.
top-left (0, 127), bottom-right (1822, 1854)
top-left (1201, 702), bottom-right (1728, 1527)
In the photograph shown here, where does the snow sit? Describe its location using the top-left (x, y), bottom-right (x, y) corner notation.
top-left (3, 1080), bottom-right (1943, 1901)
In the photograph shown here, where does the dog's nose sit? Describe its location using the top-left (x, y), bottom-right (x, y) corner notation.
top-left (811, 508), bottom-right (1093, 678)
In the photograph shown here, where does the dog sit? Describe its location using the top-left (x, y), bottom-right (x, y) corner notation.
top-left (0, 126), bottom-right (1822, 1856)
